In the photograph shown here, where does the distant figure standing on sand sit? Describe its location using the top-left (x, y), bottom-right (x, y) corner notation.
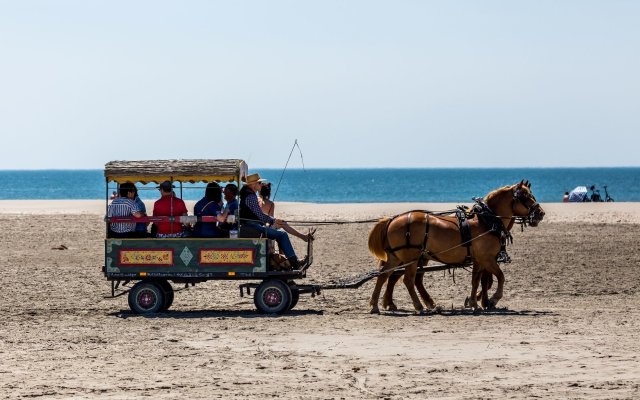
top-left (563, 191), bottom-right (570, 203)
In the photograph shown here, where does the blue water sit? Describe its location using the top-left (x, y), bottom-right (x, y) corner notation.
top-left (0, 168), bottom-right (639, 202)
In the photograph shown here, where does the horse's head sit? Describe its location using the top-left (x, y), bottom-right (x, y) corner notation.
top-left (512, 180), bottom-right (545, 226)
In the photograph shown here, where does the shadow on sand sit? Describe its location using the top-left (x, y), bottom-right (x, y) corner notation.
top-left (380, 307), bottom-right (558, 317)
top-left (109, 308), bottom-right (324, 319)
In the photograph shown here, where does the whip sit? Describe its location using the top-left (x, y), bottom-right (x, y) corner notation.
top-left (272, 139), bottom-right (305, 202)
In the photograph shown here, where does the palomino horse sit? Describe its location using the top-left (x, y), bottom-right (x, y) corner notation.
top-left (382, 219), bottom-right (518, 311)
top-left (367, 181), bottom-right (544, 314)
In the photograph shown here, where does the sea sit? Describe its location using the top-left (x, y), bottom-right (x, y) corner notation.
top-left (0, 168), bottom-right (639, 203)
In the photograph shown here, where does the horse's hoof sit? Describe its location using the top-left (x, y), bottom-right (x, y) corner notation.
top-left (370, 307), bottom-right (380, 315)
top-left (433, 305), bottom-right (443, 314)
top-left (464, 297), bottom-right (470, 308)
top-left (388, 304), bottom-right (398, 312)
top-left (414, 309), bottom-right (426, 316)
top-left (473, 307), bottom-right (483, 315)
top-left (487, 299), bottom-right (497, 310)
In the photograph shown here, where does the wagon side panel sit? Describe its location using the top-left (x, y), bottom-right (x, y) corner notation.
top-left (104, 238), bottom-right (268, 280)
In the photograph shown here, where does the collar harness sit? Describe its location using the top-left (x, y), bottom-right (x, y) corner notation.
top-left (383, 196), bottom-right (524, 266)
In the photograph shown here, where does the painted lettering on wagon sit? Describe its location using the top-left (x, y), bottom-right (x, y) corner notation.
top-left (119, 249), bottom-right (174, 266)
top-left (199, 249), bottom-right (256, 266)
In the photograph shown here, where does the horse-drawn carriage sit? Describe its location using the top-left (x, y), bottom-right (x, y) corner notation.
top-left (104, 159), bottom-right (545, 316)
top-left (103, 159), bottom-right (315, 315)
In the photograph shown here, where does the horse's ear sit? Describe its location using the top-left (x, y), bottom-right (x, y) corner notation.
top-left (526, 180), bottom-right (531, 188)
top-left (518, 179), bottom-right (524, 187)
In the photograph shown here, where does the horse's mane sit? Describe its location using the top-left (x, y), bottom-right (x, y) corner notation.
top-left (485, 184), bottom-right (515, 202)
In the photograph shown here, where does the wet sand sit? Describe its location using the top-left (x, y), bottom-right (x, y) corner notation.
top-left (0, 201), bottom-right (639, 399)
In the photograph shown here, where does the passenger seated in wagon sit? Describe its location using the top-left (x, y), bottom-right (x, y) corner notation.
top-left (217, 184), bottom-right (239, 235)
top-left (239, 173), bottom-right (308, 269)
top-left (107, 182), bottom-right (146, 238)
top-left (192, 182), bottom-right (226, 238)
top-left (153, 181), bottom-right (190, 238)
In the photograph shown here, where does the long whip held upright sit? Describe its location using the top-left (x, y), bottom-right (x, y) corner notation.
top-left (272, 139), bottom-right (305, 202)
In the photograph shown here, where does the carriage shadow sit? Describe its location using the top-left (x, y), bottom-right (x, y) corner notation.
top-left (381, 307), bottom-right (557, 317)
top-left (109, 308), bottom-right (324, 319)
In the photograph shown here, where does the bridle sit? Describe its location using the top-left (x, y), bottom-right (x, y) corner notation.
top-left (512, 187), bottom-right (542, 226)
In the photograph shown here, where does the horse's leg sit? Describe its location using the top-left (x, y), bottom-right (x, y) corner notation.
top-left (480, 271), bottom-right (493, 308)
top-left (467, 263), bottom-right (482, 310)
top-left (487, 264), bottom-right (505, 309)
top-left (415, 271), bottom-right (436, 310)
top-left (402, 262), bottom-right (424, 314)
top-left (382, 272), bottom-right (402, 311)
top-left (369, 260), bottom-right (393, 314)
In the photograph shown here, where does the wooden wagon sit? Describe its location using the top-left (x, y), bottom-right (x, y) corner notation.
top-left (103, 159), bottom-right (315, 315)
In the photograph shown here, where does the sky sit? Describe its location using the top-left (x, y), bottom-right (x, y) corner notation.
top-left (0, 1), bottom-right (638, 169)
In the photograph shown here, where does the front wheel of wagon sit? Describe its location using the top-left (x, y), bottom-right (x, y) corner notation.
top-left (254, 279), bottom-right (292, 314)
top-left (128, 281), bottom-right (165, 314)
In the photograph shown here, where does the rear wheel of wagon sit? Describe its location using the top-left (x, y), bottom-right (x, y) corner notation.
top-left (254, 279), bottom-right (292, 314)
top-left (288, 281), bottom-right (300, 311)
top-left (128, 281), bottom-right (165, 314)
top-left (158, 281), bottom-right (174, 311)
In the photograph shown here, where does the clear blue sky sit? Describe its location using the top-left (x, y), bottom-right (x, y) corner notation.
top-left (1, 1), bottom-right (638, 169)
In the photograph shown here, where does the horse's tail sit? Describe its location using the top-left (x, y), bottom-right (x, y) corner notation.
top-left (368, 217), bottom-right (391, 262)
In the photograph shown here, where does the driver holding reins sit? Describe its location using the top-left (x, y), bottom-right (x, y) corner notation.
top-left (239, 173), bottom-right (308, 269)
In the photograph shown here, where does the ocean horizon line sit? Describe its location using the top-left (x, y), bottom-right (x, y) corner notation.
top-left (1, 165), bottom-right (640, 172)
top-left (1, 168), bottom-right (638, 202)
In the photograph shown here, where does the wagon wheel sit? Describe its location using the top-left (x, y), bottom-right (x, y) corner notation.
top-left (254, 279), bottom-right (292, 315)
top-left (157, 280), bottom-right (174, 311)
top-left (288, 281), bottom-right (300, 311)
top-left (128, 281), bottom-right (165, 314)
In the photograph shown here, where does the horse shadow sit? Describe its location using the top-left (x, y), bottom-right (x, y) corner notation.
top-left (109, 308), bottom-right (324, 319)
top-left (381, 307), bottom-right (557, 317)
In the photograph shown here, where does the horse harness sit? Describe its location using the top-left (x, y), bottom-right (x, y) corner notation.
top-left (383, 199), bottom-right (514, 266)
top-left (469, 199), bottom-right (513, 263)
top-left (383, 210), bottom-right (474, 267)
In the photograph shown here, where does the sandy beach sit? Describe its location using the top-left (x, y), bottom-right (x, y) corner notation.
top-left (1, 201), bottom-right (639, 399)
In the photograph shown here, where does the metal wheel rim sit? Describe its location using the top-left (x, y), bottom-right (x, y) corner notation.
top-left (137, 288), bottom-right (158, 310)
top-left (263, 287), bottom-right (283, 307)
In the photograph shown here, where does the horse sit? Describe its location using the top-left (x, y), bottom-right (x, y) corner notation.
top-left (367, 180), bottom-right (544, 314)
top-left (382, 268), bottom-right (494, 312)
top-left (382, 219), bottom-right (519, 311)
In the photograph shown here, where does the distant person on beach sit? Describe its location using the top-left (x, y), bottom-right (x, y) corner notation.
top-left (107, 182), bottom-right (145, 238)
top-left (563, 192), bottom-right (570, 203)
top-left (192, 182), bottom-right (225, 238)
top-left (153, 181), bottom-right (189, 238)
top-left (239, 173), bottom-right (311, 268)
top-left (590, 185), bottom-right (602, 202)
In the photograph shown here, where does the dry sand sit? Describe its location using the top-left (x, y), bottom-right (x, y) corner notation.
top-left (1, 201), bottom-right (639, 399)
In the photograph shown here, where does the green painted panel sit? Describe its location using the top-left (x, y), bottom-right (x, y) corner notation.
top-left (105, 238), bottom-right (268, 277)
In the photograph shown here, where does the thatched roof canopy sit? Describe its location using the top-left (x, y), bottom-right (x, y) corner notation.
top-left (104, 159), bottom-right (248, 184)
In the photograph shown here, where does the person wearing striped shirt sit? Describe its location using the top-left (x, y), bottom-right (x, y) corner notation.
top-left (107, 182), bottom-right (145, 238)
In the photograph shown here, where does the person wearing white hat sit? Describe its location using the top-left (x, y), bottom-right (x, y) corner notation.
top-left (239, 173), bottom-right (307, 268)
